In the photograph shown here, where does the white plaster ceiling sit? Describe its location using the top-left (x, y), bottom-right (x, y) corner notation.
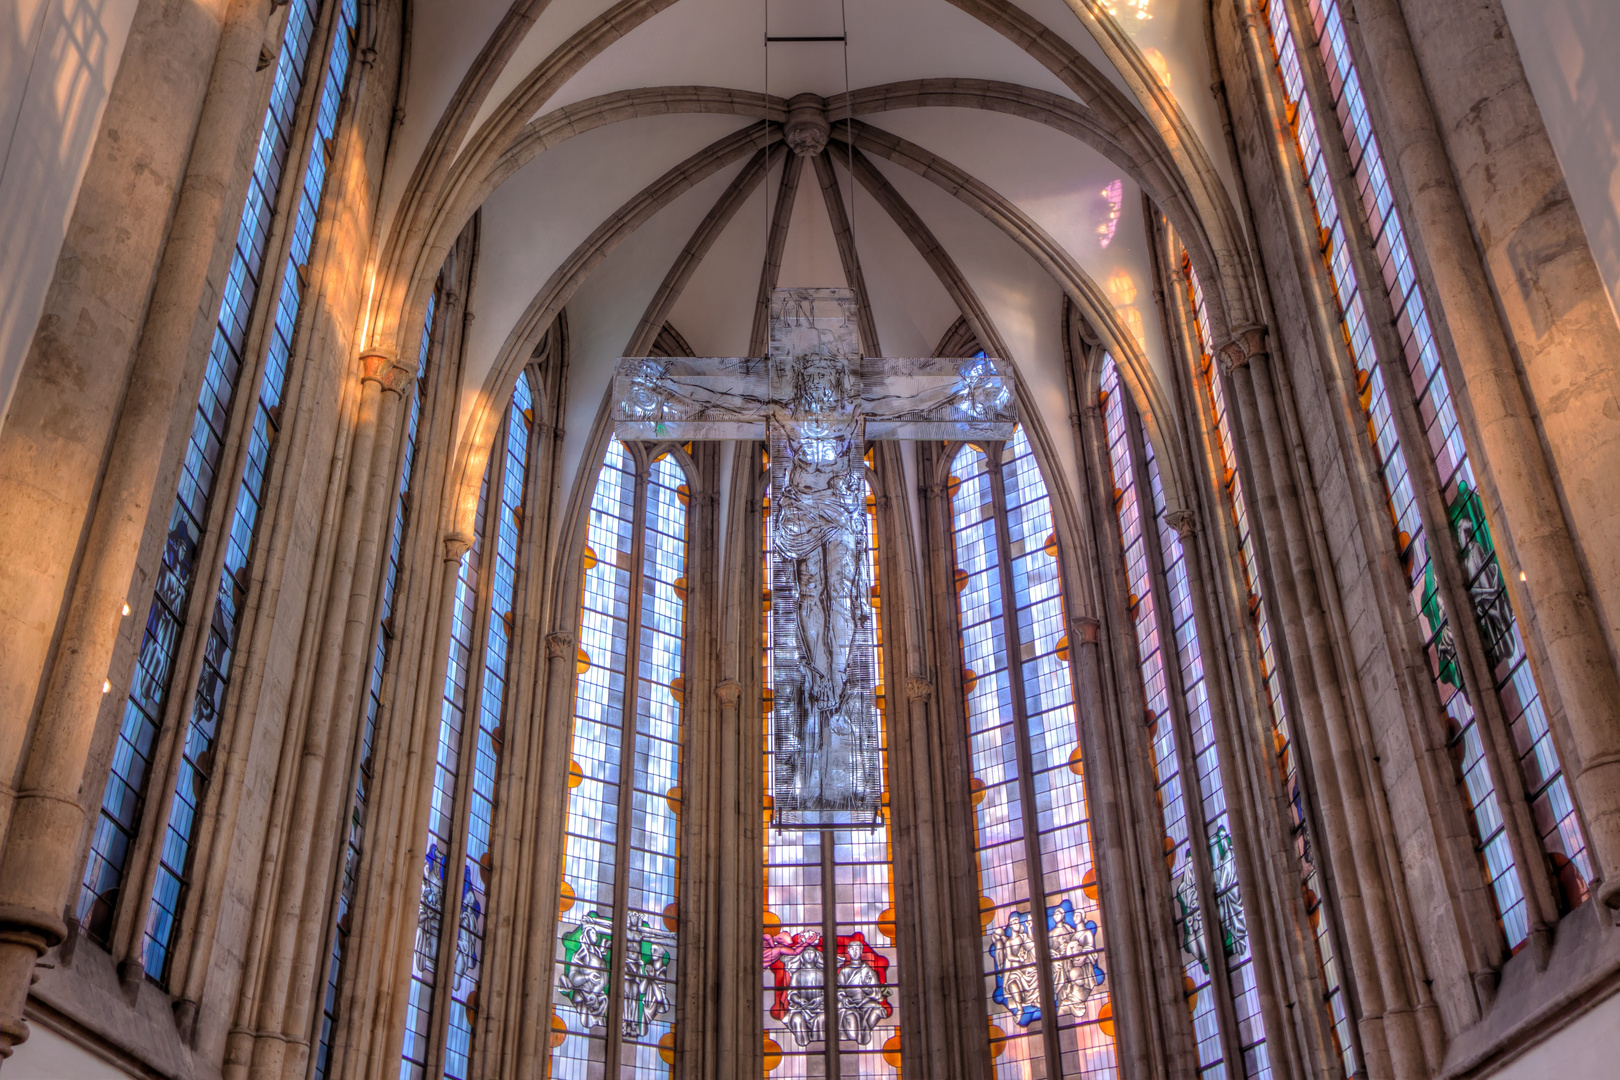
top-left (377, 0), bottom-right (1239, 503)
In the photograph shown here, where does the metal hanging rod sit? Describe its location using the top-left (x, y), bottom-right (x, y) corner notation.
top-left (764, 34), bottom-right (846, 41)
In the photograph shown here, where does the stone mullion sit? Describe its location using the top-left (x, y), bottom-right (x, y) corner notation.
top-left (1075, 387), bottom-right (1203, 1080)
top-left (915, 444), bottom-right (997, 1080)
top-left (1279, 0), bottom-right (1558, 955)
top-left (1122, 401), bottom-right (1250, 1078)
top-left (603, 446), bottom-right (654, 1076)
top-left (869, 444), bottom-right (942, 1077)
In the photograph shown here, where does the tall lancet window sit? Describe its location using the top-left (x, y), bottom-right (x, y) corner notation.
top-left (552, 440), bottom-right (688, 1078)
top-left (77, 0), bottom-right (360, 982)
top-left (401, 375), bottom-right (534, 1080)
top-left (947, 427), bottom-right (1115, 1079)
top-left (1263, 0), bottom-right (1588, 945)
top-left (761, 458), bottom-right (901, 1079)
top-left (1182, 259), bottom-right (1357, 1072)
top-left (1099, 358), bottom-right (1269, 1078)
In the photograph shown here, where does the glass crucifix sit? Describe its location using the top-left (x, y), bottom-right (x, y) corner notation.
top-left (613, 287), bottom-right (1016, 827)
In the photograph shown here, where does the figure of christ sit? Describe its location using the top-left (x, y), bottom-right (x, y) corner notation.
top-left (611, 287), bottom-right (1016, 824)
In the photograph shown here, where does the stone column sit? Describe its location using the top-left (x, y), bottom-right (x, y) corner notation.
top-left (0, 0), bottom-right (273, 1059)
top-left (1223, 330), bottom-right (1429, 1078)
top-left (1348, 0), bottom-right (1620, 916)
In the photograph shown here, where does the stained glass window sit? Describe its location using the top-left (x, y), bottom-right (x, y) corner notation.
top-left (76, 0), bottom-right (356, 979)
top-left (1182, 259), bottom-right (1357, 1072)
top-left (552, 441), bottom-right (688, 1078)
top-left (1263, 0), bottom-right (1588, 946)
top-left (317, 286), bottom-right (440, 1080)
top-left (402, 374), bottom-right (533, 1080)
top-left (1100, 357), bottom-right (1269, 1078)
top-left (762, 457), bottom-right (901, 1079)
top-left (948, 426), bottom-right (1116, 1079)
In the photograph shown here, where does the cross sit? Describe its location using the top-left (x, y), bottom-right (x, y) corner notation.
top-left (613, 287), bottom-right (1016, 827)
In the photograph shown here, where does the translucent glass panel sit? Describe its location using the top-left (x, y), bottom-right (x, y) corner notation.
top-left (1099, 363), bottom-right (1224, 1077)
top-left (762, 469), bottom-right (901, 1079)
top-left (1300, 0), bottom-right (1588, 914)
top-left (141, 0), bottom-right (362, 982)
top-left (553, 442), bottom-right (687, 1079)
top-left (950, 431), bottom-right (1116, 1080)
top-left (445, 379), bottom-right (533, 1078)
top-left (1101, 359), bottom-right (1271, 1079)
top-left (1182, 263), bottom-right (1356, 1072)
top-left (402, 480), bottom-right (486, 1080)
top-left (77, 0), bottom-right (324, 953)
top-left (316, 290), bottom-right (439, 1080)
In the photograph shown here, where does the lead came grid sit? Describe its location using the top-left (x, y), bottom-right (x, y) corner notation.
top-left (1300, 0), bottom-right (1589, 914)
top-left (762, 468), bottom-right (901, 1078)
top-left (551, 440), bottom-right (637, 1077)
top-left (402, 472), bottom-right (486, 1080)
top-left (1099, 364), bottom-right (1226, 1078)
top-left (315, 290), bottom-right (439, 1080)
top-left (1264, 0), bottom-right (1555, 947)
top-left (141, 0), bottom-right (362, 982)
top-left (1183, 262), bottom-right (1356, 1072)
top-left (445, 379), bottom-right (533, 1078)
top-left (76, 0), bottom-right (323, 954)
top-left (950, 430), bottom-right (1116, 1080)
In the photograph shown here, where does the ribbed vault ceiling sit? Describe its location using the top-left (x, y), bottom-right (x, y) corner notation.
top-left (373, 0), bottom-right (1239, 537)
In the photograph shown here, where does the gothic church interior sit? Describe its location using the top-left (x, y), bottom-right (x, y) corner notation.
top-left (1, 1), bottom-right (1618, 1077)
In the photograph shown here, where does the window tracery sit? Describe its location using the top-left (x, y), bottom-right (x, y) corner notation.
top-left (1099, 357), bottom-right (1268, 1078)
top-left (551, 440), bottom-right (688, 1078)
top-left (761, 455), bottom-right (901, 1078)
top-left (76, 0), bottom-right (359, 983)
top-left (1262, 0), bottom-right (1588, 947)
top-left (402, 373), bottom-right (534, 1080)
top-left (946, 425), bottom-right (1115, 1079)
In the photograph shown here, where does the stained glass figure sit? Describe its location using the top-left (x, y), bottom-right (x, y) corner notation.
top-left (614, 287), bottom-right (1014, 827)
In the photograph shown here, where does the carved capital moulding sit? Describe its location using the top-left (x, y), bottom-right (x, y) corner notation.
top-left (904, 677), bottom-right (933, 702)
top-left (1071, 616), bottom-right (1101, 645)
top-left (443, 532), bottom-right (473, 561)
top-left (1217, 324), bottom-right (1269, 375)
top-left (546, 632), bottom-right (576, 660)
top-left (360, 349), bottom-right (397, 384)
top-left (714, 680), bottom-right (742, 707)
top-left (1165, 508), bottom-right (1197, 537)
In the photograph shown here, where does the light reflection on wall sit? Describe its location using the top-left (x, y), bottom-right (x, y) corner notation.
top-left (1096, 180), bottom-right (1123, 249)
top-left (1102, 1), bottom-right (1152, 22)
top-left (1105, 269), bottom-right (1145, 354)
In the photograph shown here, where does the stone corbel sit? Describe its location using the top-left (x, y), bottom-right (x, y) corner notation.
top-left (1071, 615), bottom-right (1101, 645)
top-left (545, 632), bottom-right (576, 660)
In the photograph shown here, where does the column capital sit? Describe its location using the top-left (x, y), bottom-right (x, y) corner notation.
top-left (546, 632), bottom-right (576, 659)
top-left (904, 677), bottom-right (933, 702)
top-left (360, 349), bottom-right (397, 384)
top-left (1071, 616), bottom-right (1101, 645)
top-left (714, 680), bottom-right (742, 707)
top-left (1218, 325), bottom-right (1269, 375)
top-left (444, 532), bottom-right (473, 561)
top-left (1165, 508), bottom-right (1197, 537)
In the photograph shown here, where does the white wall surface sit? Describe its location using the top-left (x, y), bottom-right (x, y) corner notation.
top-left (0, 0), bottom-right (142, 436)
top-left (5, 1023), bottom-right (137, 1079)
top-left (1501, 0), bottom-right (1620, 328)
top-left (1487, 987), bottom-right (1620, 1079)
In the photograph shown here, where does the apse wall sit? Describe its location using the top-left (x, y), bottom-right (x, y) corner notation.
top-left (1501, 0), bottom-right (1620, 326)
top-left (0, 0), bottom-right (141, 435)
